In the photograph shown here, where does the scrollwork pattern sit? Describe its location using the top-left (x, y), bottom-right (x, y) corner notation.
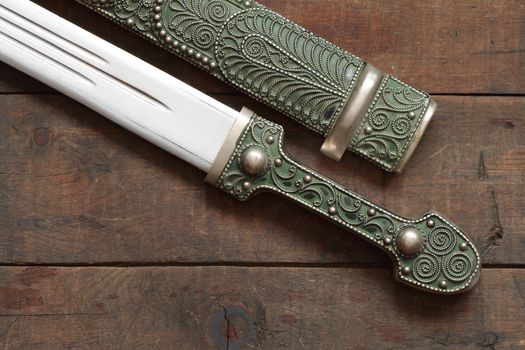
top-left (215, 9), bottom-right (363, 133)
top-left (443, 253), bottom-right (473, 282)
top-left (80, 0), bottom-right (158, 40)
top-left (350, 76), bottom-right (431, 171)
top-left (427, 226), bottom-right (457, 256)
top-left (115, 0), bottom-right (155, 31)
top-left (167, 0), bottom-right (230, 49)
top-left (80, 0), bottom-right (362, 135)
top-left (216, 115), bottom-right (480, 294)
top-left (412, 254), bottom-right (440, 284)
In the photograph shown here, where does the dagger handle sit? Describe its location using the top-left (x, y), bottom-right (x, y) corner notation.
top-left (207, 109), bottom-right (480, 295)
top-left (77, 0), bottom-right (436, 172)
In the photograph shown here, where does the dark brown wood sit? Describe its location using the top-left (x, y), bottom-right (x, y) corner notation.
top-left (0, 266), bottom-right (524, 349)
top-left (0, 1), bottom-right (524, 348)
top-left (1, 0), bottom-right (524, 94)
top-left (0, 94), bottom-right (523, 265)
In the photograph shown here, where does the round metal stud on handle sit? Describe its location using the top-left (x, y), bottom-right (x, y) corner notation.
top-left (396, 227), bottom-right (425, 256)
top-left (207, 108), bottom-right (481, 295)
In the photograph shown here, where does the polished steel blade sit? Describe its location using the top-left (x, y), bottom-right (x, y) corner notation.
top-left (0, 0), bottom-right (240, 171)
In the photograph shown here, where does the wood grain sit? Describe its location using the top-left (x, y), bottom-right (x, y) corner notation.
top-left (0, 1), bottom-right (524, 348)
top-left (0, 0), bottom-right (523, 94)
top-left (0, 94), bottom-right (522, 265)
top-left (0, 266), bottom-right (524, 350)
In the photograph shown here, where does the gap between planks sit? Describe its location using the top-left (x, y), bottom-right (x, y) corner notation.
top-left (1, 92), bottom-right (525, 97)
top-left (0, 262), bottom-right (522, 269)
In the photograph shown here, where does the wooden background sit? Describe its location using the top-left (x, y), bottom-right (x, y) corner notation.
top-left (0, 1), bottom-right (524, 349)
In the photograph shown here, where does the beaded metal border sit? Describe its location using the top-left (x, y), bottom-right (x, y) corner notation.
top-left (215, 115), bottom-right (481, 294)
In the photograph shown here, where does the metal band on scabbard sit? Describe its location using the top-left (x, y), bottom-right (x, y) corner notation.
top-left (79, 0), bottom-right (437, 172)
top-left (322, 66), bottom-right (438, 172)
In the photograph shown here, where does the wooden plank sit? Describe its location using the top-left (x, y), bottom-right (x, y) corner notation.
top-left (1, 0), bottom-right (524, 94)
top-left (0, 266), bottom-right (523, 349)
top-left (0, 94), bottom-right (523, 265)
top-left (0, 65), bottom-right (50, 94)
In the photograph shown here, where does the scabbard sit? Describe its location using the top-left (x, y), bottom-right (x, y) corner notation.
top-left (78, 0), bottom-right (437, 172)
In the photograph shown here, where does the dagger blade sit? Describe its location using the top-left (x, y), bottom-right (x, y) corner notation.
top-left (0, 0), bottom-right (240, 172)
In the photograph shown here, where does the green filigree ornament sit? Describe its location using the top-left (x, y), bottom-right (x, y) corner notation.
top-left (350, 76), bottom-right (431, 169)
top-left (78, 0), bottom-right (434, 172)
top-left (212, 113), bottom-right (480, 294)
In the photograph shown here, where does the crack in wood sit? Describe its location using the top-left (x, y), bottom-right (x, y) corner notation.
top-left (472, 48), bottom-right (525, 56)
top-left (478, 150), bottom-right (489, 181)
top-left (482, 186), bottom-right (505, 257)
top-left (223, 307), bottom-right (230, 350)
top-left (512, 275), bottom-right (525, 310)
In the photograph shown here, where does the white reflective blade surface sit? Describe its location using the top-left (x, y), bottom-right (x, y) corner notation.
top-left (0, 0), bottom-right (240, 172)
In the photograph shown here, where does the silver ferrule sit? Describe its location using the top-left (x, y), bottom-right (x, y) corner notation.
top-left (205, 107), bottom-right (253, 185)
top-left (321, 64), bottom-right (384, 162)
top-left (321, 64), bottom-right (437, 172)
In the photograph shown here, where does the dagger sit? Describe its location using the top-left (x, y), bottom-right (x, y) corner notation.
top-left (78, 0), bottom-right (438, 173)
top-left (0, 0), bottom-right (480, 294)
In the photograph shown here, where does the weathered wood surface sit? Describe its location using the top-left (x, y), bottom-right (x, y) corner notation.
top-left (0, 267), bottom-right (524, 350)
top-left (0, 0), bottom-right (524, 94)
top-left (0, 94), bottom-right (523, 265)
top-left (0, 0), bottom-right (524, 349)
